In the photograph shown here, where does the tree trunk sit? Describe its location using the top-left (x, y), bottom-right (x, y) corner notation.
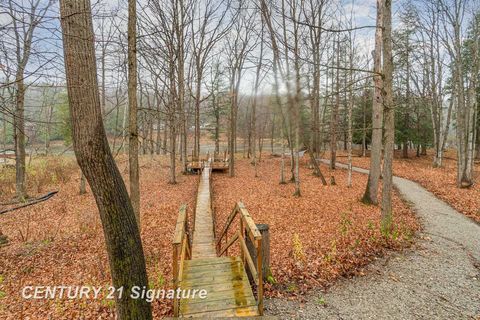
top-left (163, 120), bottom-right (168, 155)
top-left (194, 75), bottom-right (201, 158)
top-left (381, 0), bottom-right (394, 232)
top-left (128, 0), bottom-right (140, 225)
top-left (363, 0), bottom-right (384, 205)
top-left (14, 75), bottom-right (27, 199)
top-left (330, 36), bottom-right (340, 170)
top-left (362, 86), bottom-right (368, 157)
top-left (293, 42), bottom-right (301, 196)
top-left (347, 33), bottom-right (354, 187)
top-left (271, 113), bottom-right (275, 154)
top-left (251, 30), bottom-right (264, 177)
top-left (45, 103), bottom-right (53, 156)
top-left (59, 2), bottom-right (152, 318)
top-left (169, 116), bottom-right (177, 184)
top-left (155, 112), bottom-right (162, 155)
top-left (175, 0), bottom-right (187, 174)
top-left (214, 110), bottom-right (220, 154)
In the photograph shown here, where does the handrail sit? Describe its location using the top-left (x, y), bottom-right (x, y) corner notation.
top-left (172, 204), bottom-right (191, 317)
top-left (208, 163), bottom-right (216, 239)
top-left (213, 150), bottom-right (229, 162)
top-left (216, 202), bottom-right (264, 315)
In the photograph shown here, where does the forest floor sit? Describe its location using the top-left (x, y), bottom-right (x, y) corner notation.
top-left (327, 149), bottom-right (480, 223)
top-left (265, 160), bottom-right (480, 319)
top-left (0, 154), bottom-right (419, 318)
top-left (0, 156), bottom-right (199, 318)
top-left (212, 156), bottom-right (418, 296)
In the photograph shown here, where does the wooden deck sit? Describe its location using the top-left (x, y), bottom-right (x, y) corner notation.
top-left (174, 163), bottom-right (261, 318)
top-left (211, 161), bottom-right (229, 172)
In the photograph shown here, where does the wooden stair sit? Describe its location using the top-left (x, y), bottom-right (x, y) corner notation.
top-left (179, 257), bottom-right (259, 317)
top-left (175, 163), bottom-right (261, 318)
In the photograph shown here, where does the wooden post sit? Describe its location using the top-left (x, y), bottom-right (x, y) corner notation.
top-left (246, 224), bottom-right (270, 281)
top-left (257, 238), bottom-right (263, 315)
top-left (172, 243), bottom-right (179, 317)
top-left (240, 219), bottom-right (245, 264)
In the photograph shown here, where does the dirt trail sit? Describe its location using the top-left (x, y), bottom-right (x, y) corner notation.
top-left (266, 162), bottom-right (480, 319)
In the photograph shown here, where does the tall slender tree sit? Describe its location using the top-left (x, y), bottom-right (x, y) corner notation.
top-left (381, 0), bottom-right (395, 230)
top-left (59, 0), bottom-right (152, 318)
top-left (363, 0), bottom-right (384, 205)
top-left (128, 0), bottom-right (140, 223)
top-left (6, 0), bottom-right (52, 199)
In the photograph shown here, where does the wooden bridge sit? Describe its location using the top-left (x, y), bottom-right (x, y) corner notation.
top-left (187, 151), bottom-right (229, 173)
top-left (172, 161), bottom-right (264, 318)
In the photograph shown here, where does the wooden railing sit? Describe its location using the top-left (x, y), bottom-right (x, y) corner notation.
top-left (172, 204), bottom-right (191, 317)
top-left (213, 150), bottom-right (228, 162)
top-left (216, 202), bottom-right (264, 315)
top-left (207, 163), bottom-right (216, 238)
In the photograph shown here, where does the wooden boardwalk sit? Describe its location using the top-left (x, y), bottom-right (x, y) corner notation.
top-left (191, 166), bottom-right (216, 259)
top-left (174, 163), bottom-right (262, 318)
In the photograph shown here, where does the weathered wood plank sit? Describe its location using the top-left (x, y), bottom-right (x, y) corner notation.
top-left (183, 264), bottom-right (244, 281)
top-left (184, 257), bottom-right (239, 267)
top-left (191, 165), bottom-right (217, 259)
top-left (180, 287), bottom-right (253, 305)
top-left (185, 260), bottom-right (242, 273)
top-left (181, 278), bottom-right (251, 292)
top-left (180, 270), bottom-right (246, 287)
top-left (238, 202), bottom-right (262, 241)
top-left (180, 306), bottom-right (259, 318)
top-left (180, 295), bottom-right (257, 315)
top-left (173, 204), bottom-right (188, 245)
top-left (239, 234), bottom-right (258, 285)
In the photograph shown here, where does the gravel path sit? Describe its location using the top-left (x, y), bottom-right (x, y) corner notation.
top-left (266, 162), bottom-right (480, 319)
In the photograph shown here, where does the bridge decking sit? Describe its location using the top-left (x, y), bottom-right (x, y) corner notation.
top-left (191, 166), bottom-right (216, 259)
top-left (178, 164), bottom-right (259, 318)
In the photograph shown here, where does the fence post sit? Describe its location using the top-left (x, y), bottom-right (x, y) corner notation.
top-left (256, 238), bottom-right (264, 315)
top-left (246, 224), bottom-right (270, 281)
top-left (172, 243), bottom-right (179, 317)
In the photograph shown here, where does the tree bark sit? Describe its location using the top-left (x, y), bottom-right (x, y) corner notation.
top-left (80, 172), bottom-right (87, 195)
top-left (330, 36), bottom-right (340, 170)
top-left (59, 1), bottom-right (152, 318)
top-left (128, 0), bottom-right (140, 224)
top-left (381, 0), bottom-right (394, 231)
top-left (362, 0), bottom-right (384, 205)
top-left (14, 74), bottom-right (27, 199)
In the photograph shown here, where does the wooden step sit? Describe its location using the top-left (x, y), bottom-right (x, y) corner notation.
top-left (180, 296), bottom-right (257, 316)
top-left (180, 256), bottom-right (259, 317)
top-left (185, 257), bottom-right (238, 267)
top-left (178, 306), bottom-right (260, 318)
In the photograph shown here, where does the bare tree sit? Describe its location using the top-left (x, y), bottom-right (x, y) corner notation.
top-left (330, 34), bottom-right (340, 170)
top-left (190, 0), bottom-right (231, 158)
top-left (3, 0), bottom-right (53, 199)
top-left (363, 0), bottom-right (384, 205)
top-left (381, 0), bottom-right (394, 230)
top-left (226, 1), bottom-right (257, 177)
top-left (436, 0), bottom-right (477, 187)
top-left (128, 0), bottom-right (140, 223)
top-left (251, 23), bottom-right (265, 177)
top-left (59, 0), bottom-right (152, 318)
